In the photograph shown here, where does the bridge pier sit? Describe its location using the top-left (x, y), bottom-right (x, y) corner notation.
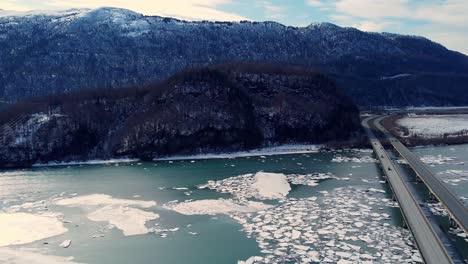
top-left (449, 217), bottom-right (458, 229)
top-left (402, 220), bottom-right (408, 229)
top-left (428, 192), bottom-right (438, 203)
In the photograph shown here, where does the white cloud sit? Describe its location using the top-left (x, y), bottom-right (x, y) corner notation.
top-left (323, 0), bottom-right (468, 54)
top-left (4, 0), bottom-right (248, 21)
top-left (262, 1), bottom-right (286, 19)
top-left (423, 30), bottom-right (468, 55)
top-left (334, 0), bottom-right (410, 19)
top-left (306, 0), bottom-right (323, 7)
top-left (332, 0), bottom-right (468, 27)
top-left (354, 21), bottom-right (393, 32)
top-left (415, 0), bottom-right (468, 26)
top-left (0, 0), bottom-right (30, 11)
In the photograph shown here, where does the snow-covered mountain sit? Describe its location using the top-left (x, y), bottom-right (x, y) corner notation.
top-left (1, 7), bottom-right (467, 106)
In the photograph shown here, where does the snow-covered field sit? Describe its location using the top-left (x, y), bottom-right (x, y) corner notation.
top-left (397, 115), bottom-right (468, 138)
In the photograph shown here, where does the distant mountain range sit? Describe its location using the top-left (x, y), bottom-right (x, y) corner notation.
top-left (1, 7), bottom-right (467, 107)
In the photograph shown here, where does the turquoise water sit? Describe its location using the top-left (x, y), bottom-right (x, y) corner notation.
top-left (0, 148), bottom-right (465, 263)
top-left (411, 144), bottom-right (468, 204)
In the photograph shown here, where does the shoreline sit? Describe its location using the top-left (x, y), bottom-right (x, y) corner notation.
top-left (153, 144), bottom-right (323, 161)
top-left (18, 144), bottom-right (325, 170)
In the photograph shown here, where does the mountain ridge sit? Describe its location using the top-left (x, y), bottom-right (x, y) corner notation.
top-left (1, 7), bottom-right (467, 106)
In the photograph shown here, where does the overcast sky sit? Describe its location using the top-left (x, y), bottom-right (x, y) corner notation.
top-left (2, 0), bottom-right (467, 54)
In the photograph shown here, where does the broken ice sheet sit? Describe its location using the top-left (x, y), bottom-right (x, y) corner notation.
top-left (169, 186), bottom-right (419, 263)
top-left (197, 171), bottom-right (336, 201)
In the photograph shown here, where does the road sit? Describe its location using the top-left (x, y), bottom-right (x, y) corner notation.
top-left (362, 116), bottom-right (453, 264)
top-left (374, 116), bottom-right (468, 233)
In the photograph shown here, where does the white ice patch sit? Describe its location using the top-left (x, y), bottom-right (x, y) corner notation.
top-left (0, 212), bottom-right (67, 246)
top-left (198, 172), bottom-right (335, 201)
top-left (232, 188), bottom-right (418, 263)
top-left (164, 199), bottom-right (273, 215)
top-left (425, 202), bottom-right (448, 217)
top-left (397, 115), bottom-right (468, 138)
top-left (87, 205), bottom-right (159, 236)
top-left (419, 155), bottom-right (461, 165)
top-left (439, 170), bottom-right (468, 185)
top-left (331, 156), bottom-right (377, 163)
top-left (252, 172), bottom-right (291, 199)
top-left (55, 194), bottom-right (158, 236)
top-left (55, 194), bottom-right (155, 208)
top-left (286, 173), bottom-right (336, 187)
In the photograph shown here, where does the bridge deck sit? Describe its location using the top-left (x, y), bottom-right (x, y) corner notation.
top-left (374, 116), bottom-right (468, 233)
top-left (362, 116), bottom-right (453, 264)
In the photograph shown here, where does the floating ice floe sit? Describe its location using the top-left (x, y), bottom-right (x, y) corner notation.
top-left (438, 170), bottom-right (468, 186)
top-left (461, 196), bottom-right (468, 207)
top-left (286, 173), bottom-right (336, 187)
top-left (60, 239), bottom-right (72, 248)
top-left (0, 212), bottom-right (67, 247)
top-left (55, 194), bottom-right (158, 236)
top-left (419, 155), bottom-right (461, 165)
top-left (170, 186), bottom-right (419, 263)
top-left (164, 199), bottom-right (273, 215)
top-left (331, 156), bottom-right (377, 163)
top-left (198, 172), bottom-right (336, 200)
top-left (425, 202), bottom-right (448, 217)
top-left (87, 205), bottom-right (159, 236)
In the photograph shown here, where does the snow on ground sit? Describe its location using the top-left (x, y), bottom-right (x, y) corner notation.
top-left (0, 212), bottom-right (67, 247)
top-left (0, 8), bottom-right (91, 18)
top-left (164, 199), bottom-right (273, 215)
top-left (397, 115), bottom-right (468, 138)
top-left (0, 248), bottom-right (80, 264)
top-left (198, 172), bottom-right (336, 200)
top-left (380, 73), bottom-right (411, 80)
top-left (33, 158), bottom-right (139, 167)
top-left (55, 194), bottom-right (158, 236)
top-left (154, 144), bottom-right (321, 161)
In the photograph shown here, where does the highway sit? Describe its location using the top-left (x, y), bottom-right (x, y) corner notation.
top-left (374, 116), bottom-right (468, 233)
top-left (362, 116), bottom-right (453, 264)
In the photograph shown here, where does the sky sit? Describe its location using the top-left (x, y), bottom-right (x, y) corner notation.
top-left (2, 0), bottom-right (468, 54)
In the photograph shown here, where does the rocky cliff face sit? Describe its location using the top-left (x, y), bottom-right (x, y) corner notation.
top-left (1, 7), bottom-right (467, 107)
top-left (0, 64), bottom-right (361, 167)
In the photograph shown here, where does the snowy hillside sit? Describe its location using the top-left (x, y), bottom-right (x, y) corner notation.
top-left (0, 7), bottom-right (468, 106)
